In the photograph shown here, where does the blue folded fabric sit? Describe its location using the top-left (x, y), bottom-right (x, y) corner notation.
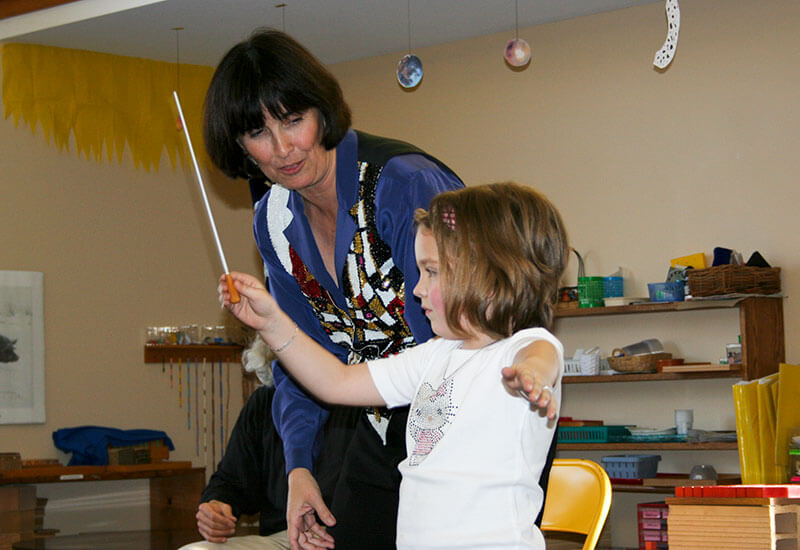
top-left (52, 426), bottom-right (174, 466)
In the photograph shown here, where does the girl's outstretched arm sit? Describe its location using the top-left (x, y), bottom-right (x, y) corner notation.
top-left (219, 272), bottom-right (385, 407)
top-left (501, 339), bottom-right (560, 420)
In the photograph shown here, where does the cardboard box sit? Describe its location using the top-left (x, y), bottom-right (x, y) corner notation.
top-left (107, 439), bottom-right (170, 465)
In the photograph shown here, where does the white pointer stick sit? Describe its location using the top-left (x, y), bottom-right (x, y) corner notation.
top-left (173, 91), bottom-right (240, 303)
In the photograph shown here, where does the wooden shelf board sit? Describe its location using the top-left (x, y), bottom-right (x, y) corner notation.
top-left (557, 441), bottom-right (737, 451)
top-left (0, 461), bottom-right (199, 484)
top-left (144, 344), bottom-right (243, 363)
top-left (609, 473), bottom-right (740, 493)
top-left (555, 298), bottom-right (751, 318)
top-left (563, 368), bottom-right (742, 384)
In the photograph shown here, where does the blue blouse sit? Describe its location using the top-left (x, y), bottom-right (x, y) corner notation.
top-left (253, 129), bottom-right (463, 473)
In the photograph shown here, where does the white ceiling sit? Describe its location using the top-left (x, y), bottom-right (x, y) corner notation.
top-left (1, 0), bottom-right (663, 66)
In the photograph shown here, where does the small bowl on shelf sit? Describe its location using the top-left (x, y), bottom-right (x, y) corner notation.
top-left (689, 464), bottom-right (718, 481)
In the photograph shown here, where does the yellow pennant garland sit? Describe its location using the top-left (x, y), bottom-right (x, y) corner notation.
top-left (1, 43), bottom-right (214, 172)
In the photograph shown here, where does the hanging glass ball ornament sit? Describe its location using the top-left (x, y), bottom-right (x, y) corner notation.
top-left (397, 54), bottom-right (423, 88)
top-left (504, 38), bottom-right (531, 67)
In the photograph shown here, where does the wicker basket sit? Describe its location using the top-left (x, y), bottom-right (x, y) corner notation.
top-left (686, 265), bottom-right (781, 297)
top-left (608, 349), bottom-right (672, 373)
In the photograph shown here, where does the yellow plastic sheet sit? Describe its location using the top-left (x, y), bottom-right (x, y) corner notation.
top-left (775, 363), bottom-right (800, 469)
top-left (1, 43), bottom-right (214, 172)
top-left (756, 373), bottom-right (783, 483)
top-left (732, 379), bottom-right (761, 484)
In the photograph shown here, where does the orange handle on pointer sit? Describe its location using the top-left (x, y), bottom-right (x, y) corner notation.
top-left (225, 273), bottom-right (240, 304)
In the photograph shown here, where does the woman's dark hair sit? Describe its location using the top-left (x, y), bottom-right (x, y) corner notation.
top-left (203, 28), bottom-right (352, 180)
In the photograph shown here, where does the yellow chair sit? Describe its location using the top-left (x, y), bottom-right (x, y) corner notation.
top-left (541, 458), bottom-right (613, 550)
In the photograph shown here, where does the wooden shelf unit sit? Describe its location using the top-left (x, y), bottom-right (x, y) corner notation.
top-left (555, 296), bottom-right (784, 381)
top-left (553, 296), bottom-right (784, 496)
top-left (558, 442), bottom-right (737, 452)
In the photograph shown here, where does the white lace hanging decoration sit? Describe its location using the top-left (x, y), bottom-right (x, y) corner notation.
top-left (653, 0), bottom-right (680, 69)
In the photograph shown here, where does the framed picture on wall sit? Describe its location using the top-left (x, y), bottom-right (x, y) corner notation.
top-left (0, 271), bottom-right (44, 424)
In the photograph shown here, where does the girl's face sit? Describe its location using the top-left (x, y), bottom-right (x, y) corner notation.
top-left (239, 107), bottom-right (335, 193)
top-left (413, 226), bottom-right (494, 349)
top-left (413, 227), bottom-right (453, 340)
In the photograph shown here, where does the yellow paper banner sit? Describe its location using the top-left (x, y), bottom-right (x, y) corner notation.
top-left (1, 43), bottom-right (214, 172)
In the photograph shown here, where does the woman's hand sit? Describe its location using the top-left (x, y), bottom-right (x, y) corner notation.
top-left (196, 500), bottom-right (237, 543)
top-left (218, 271), bottom-right (277, 331)
top-left (287, 468), bottom-right (336, 549)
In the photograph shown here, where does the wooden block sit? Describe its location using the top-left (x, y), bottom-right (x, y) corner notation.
top-left (669, 501), bottom-right (800, 550)
top-left (0, 486), bottom-right (36, 511)
top-left (149, 468), bottom-right (205, 531)
top-left (0, 454), bottom-right (21, 472)
top-left (660, 362), bottom-right (729, 373)
top-left (0, 509), bottom-right (35, 532)
top-left (0, 533), bottom-right (22, 550)
top-left (19, 459), bottom-right (58, 469)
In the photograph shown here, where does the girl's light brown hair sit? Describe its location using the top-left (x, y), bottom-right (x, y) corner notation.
top-left (414, 182), bottom-right (569, 340)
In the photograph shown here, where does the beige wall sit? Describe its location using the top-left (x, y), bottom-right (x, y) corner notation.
top-left (0, 82), bottom-right (262, 464)
top-left (331, 0), bottom-right (799, 545)
top-left (1, 0), bottom-right (798, 544)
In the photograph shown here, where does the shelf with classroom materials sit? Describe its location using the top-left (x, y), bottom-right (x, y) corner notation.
top-left (562, 367), bottom-right (743, 384)
top-left (554, 296), bottom-right (784, 381)
top-left (143, 344), bottom-right (243, 364)
top-left (557, 441), bottom-right (737, 452)
top-left (610, 472), bottom-right (742, 494)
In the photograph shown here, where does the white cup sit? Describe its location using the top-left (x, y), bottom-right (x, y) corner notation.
top-left (675, 409), bottom-right (694, 435)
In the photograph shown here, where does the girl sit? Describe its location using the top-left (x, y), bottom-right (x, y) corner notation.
top-left (220, 182), bottom-right (569, 550)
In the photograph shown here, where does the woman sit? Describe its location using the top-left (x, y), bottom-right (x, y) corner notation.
top-left (203, 28), bottom-right (463, 550)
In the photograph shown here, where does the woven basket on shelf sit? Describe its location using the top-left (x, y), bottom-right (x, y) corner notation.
top-left (607, 349), bottom-right (672, 373)
top-left (686, 265), bottom-right (781, 297)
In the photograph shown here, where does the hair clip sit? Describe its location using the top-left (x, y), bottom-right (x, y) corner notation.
top-left (442, 207), bottom-right (456, 231)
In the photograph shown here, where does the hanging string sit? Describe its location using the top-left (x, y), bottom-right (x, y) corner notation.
top-left (202, 358), bottom-right (208, 477)
top-left (219, 359), bottom-right (224, 451)
top-left (407, 0), bottom-right (412, 54)
top-left (514, 0), bottom-right (519, 39)
top-left (172, 27), bottom-right (183, 96)
top-left (211, 360), bottom-right (216, 465)
top-left (195, 358), bottom-right (200, 456)
top-left (187, 359), bottom-right (191, 429)
top-left (225, 361), bottom-right (231, 444)
top-left (276, 3), bottom-right (286, 32)
top-left (178, 358), bottom-right (183, 408)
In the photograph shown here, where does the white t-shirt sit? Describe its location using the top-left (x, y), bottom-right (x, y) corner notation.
top-left (368, 328), bottom-right (563, 550)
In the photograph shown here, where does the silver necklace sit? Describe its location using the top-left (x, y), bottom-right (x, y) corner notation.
top-left (441, 339), bottom-right (501, 383)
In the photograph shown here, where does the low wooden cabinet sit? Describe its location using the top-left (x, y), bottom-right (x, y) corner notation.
top-left (0, 463), bottom-right (205, 535)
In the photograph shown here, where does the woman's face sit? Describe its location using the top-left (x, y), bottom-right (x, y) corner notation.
top-left (239, 108), bottom-right (335, 192)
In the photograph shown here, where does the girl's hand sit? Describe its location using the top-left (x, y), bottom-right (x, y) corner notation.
top-left (502, 339), bottom-right (560, 420)
top-left (502, 364), bottom-right (558, 420)
top-left (218, 271), bottom-right (276, 331)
